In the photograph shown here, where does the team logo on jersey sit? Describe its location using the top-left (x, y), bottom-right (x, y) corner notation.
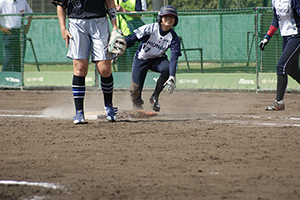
top-left (276, 7), bottom-right (290, 13)
top-left (70, 0), bottom-right (82, 8)
top-left (146, 41), bottom-right (168, 51)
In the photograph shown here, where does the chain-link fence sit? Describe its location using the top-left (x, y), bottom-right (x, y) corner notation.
top-left (0, 8), bottom-right (293, 91)
top-left (29, 0), bottom-right (271, 13)
top-left (148, 0), bottom-right (271, 11)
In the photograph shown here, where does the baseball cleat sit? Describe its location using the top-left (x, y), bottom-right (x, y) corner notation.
top-left (73, 109), bottom-right (86, 124)
top-left (265, 99), bottom-right (285, 111)
top-left (132, 98), bottom-right (144, 110)
top-left (149, 95), bottom-right (160, 112)
top-left (105, 103), bottom-right (118, 122)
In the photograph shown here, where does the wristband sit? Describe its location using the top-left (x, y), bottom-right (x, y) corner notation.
top-left (108, 8), bottom-right (117, 20)
top-left (266, 25), bottom-right (277, 39)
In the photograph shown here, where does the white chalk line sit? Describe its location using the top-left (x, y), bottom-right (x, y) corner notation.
top-left (0, 180), bottom-right (67, 192)
top-left (1, 110), bottom-right (300, 127)
top-left (0, 114), bottom-right (44, 118)
top-left (207, 119), bottom-right (300, 127)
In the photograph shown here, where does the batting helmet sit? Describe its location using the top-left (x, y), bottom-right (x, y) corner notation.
top-left (157, 5), bottom-right (178, 27)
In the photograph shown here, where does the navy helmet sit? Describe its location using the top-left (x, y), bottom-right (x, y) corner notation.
top-left (157, 5), bottom-right (178, 27)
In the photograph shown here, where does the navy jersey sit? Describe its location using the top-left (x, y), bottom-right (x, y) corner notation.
top-left (271, 0), bottom-right (300, 36)
top-left (126, 23), bottom-right (181, 76)
top-left (52, 0), bottom-right (107, 19)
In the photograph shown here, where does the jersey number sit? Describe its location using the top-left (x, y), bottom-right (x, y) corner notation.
top-left (143, 45), bottom-right (151, 52)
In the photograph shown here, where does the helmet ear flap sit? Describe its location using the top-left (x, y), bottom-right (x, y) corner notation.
top-left (157, 15), bottom-right (162, 25)
top-left (174, 18), bottom-right (178, 27)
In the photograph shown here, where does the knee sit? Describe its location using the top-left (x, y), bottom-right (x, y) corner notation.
top-left (73, 60), bottom-right (88, 77)
top-left (98, 68), bottom-right (111, 77)
top-left (74, 67), bottom-right (88, 77)
top-left (97, 60), bottom-right (112, 77)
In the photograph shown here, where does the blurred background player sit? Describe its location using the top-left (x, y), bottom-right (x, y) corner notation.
top-left (0, 0), bottom-right (33, 72)
top-left (52, 0), bottom-right (118, 123)
top-left (125, 5), bottom-right (181, 112)
top-left (114, 0), bottom-right (146, 71)
top-left (259, 0), bottom-right (300, 111)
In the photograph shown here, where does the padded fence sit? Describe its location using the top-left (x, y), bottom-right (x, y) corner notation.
top-left (0, 9), bottom-right (299, 91)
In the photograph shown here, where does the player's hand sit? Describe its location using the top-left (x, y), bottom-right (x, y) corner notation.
top-left (259, 37), bottom-right (269, 51)
top-left (61, 29), bottom-right (72, 47)
top-left (165, 75), bottom-right (175, 94)
top-left (0, 27), bottom-right (11, 35)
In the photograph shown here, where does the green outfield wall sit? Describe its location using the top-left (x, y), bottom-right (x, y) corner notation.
top-left (0, 72), bottom-right (298, 92)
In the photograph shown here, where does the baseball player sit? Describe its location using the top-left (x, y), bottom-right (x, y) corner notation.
top-left (259, 0), bottom-right (300, 111)
top-left (125, 5), bottom-right (181, 112)
top-left (52, 0), bottom-right (120, 123)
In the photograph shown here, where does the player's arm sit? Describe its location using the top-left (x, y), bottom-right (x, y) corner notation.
top-left (125, 23), bottom-right (152, 48)
top-left (259, 8), bottom-right (278, 51)
top-left (165, 34), bottom-right (181, 94)
top-left (0, 4), bottom-right (11, 34)
top-left (56, 5), bottom-right (72, 47)
top-left (51, 0), bottom-right (71, 47)
top-left (125, 33), bottom-right (150, 49)
top-left (292, 0), bottom-right (300, 17)
top-left (106, 0), bottom-right (118, 31)
top-left (169, 34), bottom-right (181, 77)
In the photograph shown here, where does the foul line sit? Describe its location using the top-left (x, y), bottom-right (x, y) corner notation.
top-left (0, 114), bottom-right (44, 118)
top-left (1, 110), bottom-right (300, 127)
top-left (0, 180), bottom-right (67, 191)
top-left (209, 119), bottom-right (300, 127)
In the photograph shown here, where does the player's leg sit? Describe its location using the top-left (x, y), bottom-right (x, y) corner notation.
top-left (90, 17), bottom-right (117, 122)
top-left (67, 18), bottom-right (90, 123)
top-left (285, 35), bottom-right (300, 83)
top-left (96, 60), bottom-right (117, 122)
top-left (265, 35), bottom-right (300, 110)
top-left (130, 57), bottom-right (150, 110)
top-left (149, 57), bottom-right (169, 112)
top-left (72, 59), bottom-right (88, 124)
top-left (2, 33), bottom-right (14, 71)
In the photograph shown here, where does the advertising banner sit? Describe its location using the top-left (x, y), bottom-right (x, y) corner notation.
top-left (0, 72), bottom-right (22, 88)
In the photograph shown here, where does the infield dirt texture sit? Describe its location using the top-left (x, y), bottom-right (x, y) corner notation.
top-left (0, 90), bottom-right (300, 200)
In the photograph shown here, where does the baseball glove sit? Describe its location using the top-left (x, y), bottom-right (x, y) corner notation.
top-left (108, 29), bottom-right (127, 57)
top-left (164, 75), bottom-right (175, 94)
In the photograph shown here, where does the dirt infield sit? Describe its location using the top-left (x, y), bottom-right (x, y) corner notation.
top-left (1, 89), bottom-right (300, 200)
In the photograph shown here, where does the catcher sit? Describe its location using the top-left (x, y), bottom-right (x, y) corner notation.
top-left (125, 5), bottom-right (181, 112)
top-left (52, 0), bottom-right (126, 124)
